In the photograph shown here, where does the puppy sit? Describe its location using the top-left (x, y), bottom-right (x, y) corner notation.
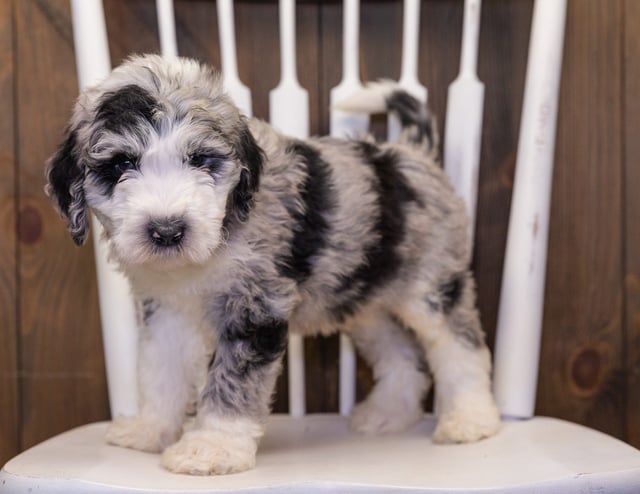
top-left (45, 54), bottom-right (500, 475)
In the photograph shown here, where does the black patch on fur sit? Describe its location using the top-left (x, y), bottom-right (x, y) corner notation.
top-left (188, 150), bottom-right (228, 174)
top-left (221, 312), bottom-right (288, 372)
top-left (387, 90), bottom-right (434, 148)
top-left (47, 130), bottom-right (82, 216)
top-left (46, 129), bottom-right (89, 246)
top-left (202, 304), bottom-right (288, 415)
top-left (224, 126), bottom-right (264, 228)
top-left (89, 153), bottom-right (139, 197)
top-left (88, 86), bottom-right (158, 197)
top-left (277, 141), bottom-right (334, 282)
top-left (439, 274), bottom-right (464, 314)
top-left (332, 142), bottom-right (422, 320)
top-left (95, 84), bottom-right (159, 134)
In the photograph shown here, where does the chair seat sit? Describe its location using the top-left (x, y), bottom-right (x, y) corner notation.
top-left (2, 414), bottom-right (640, 493)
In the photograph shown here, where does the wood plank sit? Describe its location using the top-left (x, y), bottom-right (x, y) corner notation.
top-left (234, 1), bottom-right (279, 122)
top-left (473, 0), bottom-right (532, 349)
top-left (623, 0), bottom-right (640, 448)
top-left (103, 0), bottom-right (160, 66)
top-left (173, 0), bottom-right (221, 67)
top-left (15, 0), bottom-right (108, 450)
top-left (537, 0), bottom-right (626, 439)
top-left (0, 0), bottom-right (19, 467)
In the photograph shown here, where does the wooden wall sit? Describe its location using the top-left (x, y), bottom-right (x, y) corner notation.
top-left (2, 0), bottom-right (639, 466)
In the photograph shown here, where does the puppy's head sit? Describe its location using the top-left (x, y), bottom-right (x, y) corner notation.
top-left (46, 55), bottom-right (263, 268)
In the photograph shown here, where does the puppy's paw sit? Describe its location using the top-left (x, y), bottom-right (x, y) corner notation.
top-left (350, 397), bottom-right (423, 434)
top-left (106, 415), bottom-right (178, 453)
top-left (161, 429), bottom-right (257, 475)
top-left (432, 399), bottom-right (501, 444)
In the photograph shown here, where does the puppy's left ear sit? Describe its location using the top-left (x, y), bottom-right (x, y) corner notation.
top-left (45, 128), bottom-right (90, 246)
top-left (229, 125), bottom-right (264, 223)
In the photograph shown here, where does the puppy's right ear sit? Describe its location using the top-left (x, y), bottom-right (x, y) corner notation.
top-left (45, 128), bottom-right (90, 246)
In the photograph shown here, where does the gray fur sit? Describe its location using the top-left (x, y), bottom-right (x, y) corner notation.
top-left (45, 55), bottom-right (499, 473)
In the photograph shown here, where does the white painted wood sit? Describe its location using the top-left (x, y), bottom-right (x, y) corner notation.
top-left (155, 0), bottom-right (178, 59)
top-left (69, 0), bottom-right (139, 419)
top-left (329, 0), bottom-right (365, 417)
top-left (388, 0), bottom-right (427, 141)
top-left (286, 334), bottom-right (306, 418)
top-left (217, 0), bottom-right (252, 116)
top-left (338, 333), bottom-right (356, 416)
top-left (443, 0), bottom-right (484, 240)
top-left (268, 0), bottom-right (309, 418)
top-left (330, 0), bottom-right (369, 139)
top-left (493, 0), bottom-right (568, 419)
top-left (269, 0), bottom-right (309, 140)
top-left (398, 0), bottom-right (427, 101)
top-left (70, 0), bottom-right (110, 89)
top-left (3, 416), bottom-right (640, 493)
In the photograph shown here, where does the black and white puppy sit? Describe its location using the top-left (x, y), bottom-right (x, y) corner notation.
top-left (46, 54), bottom-right (500, 475)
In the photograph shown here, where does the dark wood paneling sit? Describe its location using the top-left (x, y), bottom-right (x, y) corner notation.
top-left (0, 0), bottom-right (19, 468)
top-left (103, 0), bottom-right (160, 65)
top-left (173, 0), bottom-right (221, 67)
top-left (14, 0), bottom-right (109, 450)
top-left (474, 0), bottom-right (532, 348)
top-left (538, 0), bottom-right (626, 439)
top-left (624, 0), bottom-right (640, 447)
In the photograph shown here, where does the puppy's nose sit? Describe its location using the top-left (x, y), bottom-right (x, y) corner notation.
top-left (148, 218), bottom-right (186, 247)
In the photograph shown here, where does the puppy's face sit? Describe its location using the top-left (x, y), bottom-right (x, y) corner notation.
top-left (46, 55), bottom-right (262, 269)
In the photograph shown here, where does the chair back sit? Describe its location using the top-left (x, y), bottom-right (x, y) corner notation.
top-left (69, 0), bottom-right (567, 421)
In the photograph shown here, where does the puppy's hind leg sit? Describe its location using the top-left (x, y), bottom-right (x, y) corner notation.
top-left (348, 309), bottom-right (431, 434)
top-left (396, 273), bottom-right (501, 444)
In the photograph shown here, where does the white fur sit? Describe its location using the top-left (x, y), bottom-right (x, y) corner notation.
top-left (106, 297), bottom-right (213, 452)
top-left (333, 80), bottom-right (399, 114)
top-left (162, 414), bottom-right (263, 475)
top-left (399, 298), bottom-right (501, 444)
top-left (348, 311), bottom-right (430, 434)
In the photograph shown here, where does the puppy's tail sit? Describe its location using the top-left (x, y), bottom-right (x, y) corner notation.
top-left (334, 80), bottom-right (438, 155)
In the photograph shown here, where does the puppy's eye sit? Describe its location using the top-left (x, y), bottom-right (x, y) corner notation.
top-left (109, 154), bottom-right (138, 176)
top-left (189, 152), bottom-right (226, 170)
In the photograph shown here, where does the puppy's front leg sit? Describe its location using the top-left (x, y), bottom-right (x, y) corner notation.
top-left (162, 307), bottom-right (288, 475)
top-left (106, 300), bottom-right (208, 453)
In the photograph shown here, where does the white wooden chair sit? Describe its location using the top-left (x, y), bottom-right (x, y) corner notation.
top-left (2, 0), bottom-right (640, 492)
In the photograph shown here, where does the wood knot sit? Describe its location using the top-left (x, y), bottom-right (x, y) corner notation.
top-left (569, 347), bottom-right (604, 396)
top-left (18, 205), bottom-right (43, 245)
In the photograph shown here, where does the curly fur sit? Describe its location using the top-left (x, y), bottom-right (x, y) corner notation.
top-left (45, 55), bottom-right (500, 476)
